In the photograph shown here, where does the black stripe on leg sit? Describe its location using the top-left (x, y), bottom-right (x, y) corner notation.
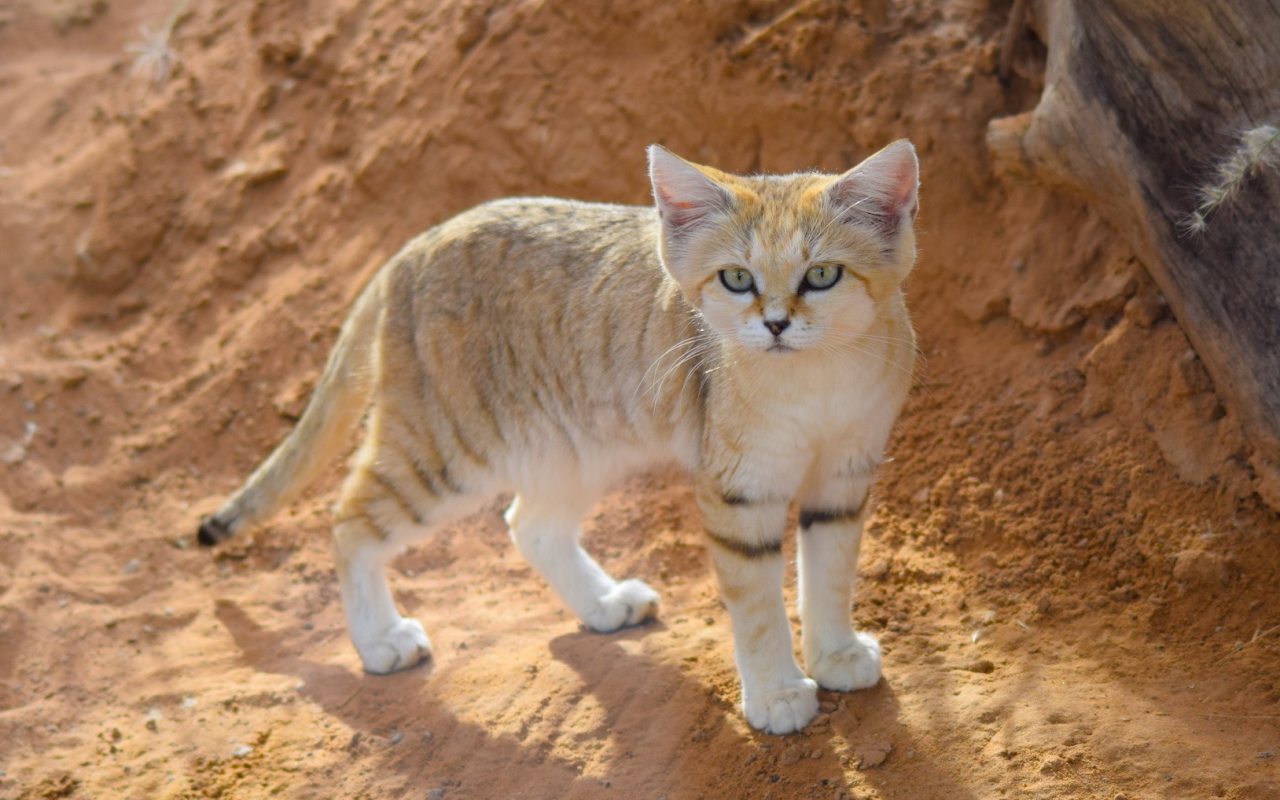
top-left (705, 530), bottom-right (782, 559)
top-left (799, 497), bottom-right (868, 530)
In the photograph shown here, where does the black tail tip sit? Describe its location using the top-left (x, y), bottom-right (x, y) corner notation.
top-left (197, 515), bottom-right (232, 547)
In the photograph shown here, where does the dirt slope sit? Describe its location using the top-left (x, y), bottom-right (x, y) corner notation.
top-left (0, 1), bottom-right (1277, 798)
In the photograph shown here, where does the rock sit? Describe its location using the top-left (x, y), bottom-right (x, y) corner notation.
top-left (853, 740), bottom-right (892, 769)
top-left (0, 443), bottom-right (25, 465)
top-left (1250, 454), bottom-right (1280, 513)
top-left (958, 658), bottom-right (995, 674)
top-left (1172, 549), bottom-right (1231, 587)
top-left (781, 745), bottom-right (801, 766)
top-left (1123, 292), bottom-right (1166, 327)
top-left (223, 141), bottom-right (290, 188)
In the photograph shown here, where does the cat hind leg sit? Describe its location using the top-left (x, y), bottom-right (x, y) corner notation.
top-left (332, 425), bottom-right (482, 674)
top-left (333, 512), bottom-right (433, 674)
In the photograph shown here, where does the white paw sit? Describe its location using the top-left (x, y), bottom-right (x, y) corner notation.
top-left (582, 579), bottom-right (660, 632)
top-left (743, 677), bottom-right (820, 735)
top-left (808, 631), bottom-right (882, 692)
top-left (356, 617), bottom-right (433, 674)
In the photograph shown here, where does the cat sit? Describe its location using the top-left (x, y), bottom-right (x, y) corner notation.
top-left (197, 140), bottom-right (919, 734)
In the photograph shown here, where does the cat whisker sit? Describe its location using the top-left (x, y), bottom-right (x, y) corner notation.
top-left (636, 332), bottom-right (706, 401)
top-left (812, 336), bottom-right (915, 379)
top-left (651, 340), bottom-right (717, 410)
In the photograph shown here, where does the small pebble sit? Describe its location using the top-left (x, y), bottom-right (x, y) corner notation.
top-left (389, 731), bottom-right (404, 745)
top-left (123, 558), bottom-right (141, 575)
top-left (231, 744), bottom-right (253, 758)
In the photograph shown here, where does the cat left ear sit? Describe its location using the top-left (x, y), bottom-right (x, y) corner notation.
top-left (648, 145), bottom-right (732, 234)
top-left (826, 139), bottom-right (919, 234)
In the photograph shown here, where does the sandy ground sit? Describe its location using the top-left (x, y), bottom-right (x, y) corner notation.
top-left (1, 1), bottom-right (1278, 798)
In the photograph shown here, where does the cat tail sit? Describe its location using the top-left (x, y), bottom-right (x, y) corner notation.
top-left (196, 274), bottom-right (384, 546)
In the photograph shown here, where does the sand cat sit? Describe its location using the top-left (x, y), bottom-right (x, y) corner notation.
top-left (197, 141), bottom-right (919, 734)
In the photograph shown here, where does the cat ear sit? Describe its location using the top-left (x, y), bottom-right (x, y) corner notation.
top-left (647, 145), bottom-right (732, 234)
top-left (826, 139), bottom-right (919, 234)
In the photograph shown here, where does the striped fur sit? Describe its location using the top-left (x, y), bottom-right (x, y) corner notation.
top-left (199, 140), bottom-right (920, 735)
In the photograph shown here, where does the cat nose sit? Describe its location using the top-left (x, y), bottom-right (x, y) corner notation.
top-left (763, 318), bottom-right (791, 337)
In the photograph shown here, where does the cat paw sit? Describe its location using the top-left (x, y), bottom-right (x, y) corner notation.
top-left (583, 579), bottom-right (660, 632)
top-left (807, 632), bottom-right (882, 692)
top-left (743, 678), bottom-right (820, 735)
top-left (356, 618), bottom-right (433, 674)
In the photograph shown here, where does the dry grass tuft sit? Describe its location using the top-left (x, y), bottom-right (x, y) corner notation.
top-left (1183, 124), bottom-right (1280, 235)
top-left (124, 0), bottom-right (189, 86)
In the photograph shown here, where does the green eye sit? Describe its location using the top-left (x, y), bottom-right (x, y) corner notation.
top-left (802, 264), bottom-right (843, 292)
top-left (719, 268), bottom-right (756, 294)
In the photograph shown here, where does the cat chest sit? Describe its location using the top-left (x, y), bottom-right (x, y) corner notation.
top-left (707, 376), bottom-right (901, 496)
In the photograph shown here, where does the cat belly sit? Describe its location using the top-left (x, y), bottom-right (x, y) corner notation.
top-left (502, 430), bottom-right (693, 499)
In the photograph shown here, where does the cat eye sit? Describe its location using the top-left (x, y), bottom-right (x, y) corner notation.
top-left (801, 264), bottom-right (843, 292)
top-left (719, 268), bottom-right (756, 294)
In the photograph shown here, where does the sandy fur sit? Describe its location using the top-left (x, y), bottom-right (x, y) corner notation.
top-left (202, 141), bottom-right (920, 734)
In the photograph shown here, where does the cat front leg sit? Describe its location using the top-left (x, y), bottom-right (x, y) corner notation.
top-left (506, 492), bottom-right (659, 632)
top-left (796, 467), bottom-right (881, 692)
top-left (696, 477), bottom-right (818, 734)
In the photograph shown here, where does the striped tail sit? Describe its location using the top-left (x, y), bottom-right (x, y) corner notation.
top-left (197, 275), bottom-right (383, 546)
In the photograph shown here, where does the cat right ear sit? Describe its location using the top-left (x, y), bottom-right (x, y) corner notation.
top-left (826, 139), bottom-right (919, 236)
top-left (647, 145), bottom-right (732, 235)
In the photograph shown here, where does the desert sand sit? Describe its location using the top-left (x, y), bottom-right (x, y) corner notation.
top-left (1, 1), bottom-right (1277, 798)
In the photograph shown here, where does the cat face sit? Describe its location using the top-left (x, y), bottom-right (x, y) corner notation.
top-left (649, 141), bottom-right (918, 355)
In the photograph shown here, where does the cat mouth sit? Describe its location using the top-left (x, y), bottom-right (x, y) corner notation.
top-left (766, 343), bottom-right (796, 353)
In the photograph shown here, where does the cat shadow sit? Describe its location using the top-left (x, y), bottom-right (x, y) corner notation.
top-left (547, 628), bottom-right (981, 799)
top-left (547, 625), bottom-right (767, 796)
top-left (213, 598), bottom-right (428, 714)
top-left (214, 598), bottom-right (979, 798)
top-left (830, 679), bottom-right (981, 800)
top-left (213, 599), bottom-right (630, 796)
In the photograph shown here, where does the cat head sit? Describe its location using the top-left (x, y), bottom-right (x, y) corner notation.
top-left (647, 141), bottom-right (918, 355)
